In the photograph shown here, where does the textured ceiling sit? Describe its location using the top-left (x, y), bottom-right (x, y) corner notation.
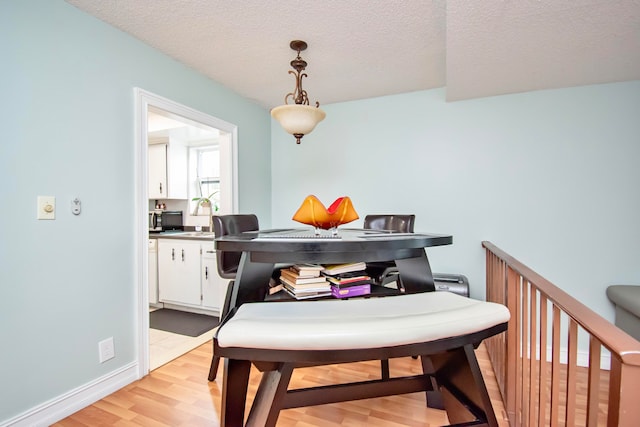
top-left (66, 0), bottom-right (640, 109)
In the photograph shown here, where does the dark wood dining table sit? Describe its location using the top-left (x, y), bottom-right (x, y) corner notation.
top-left (213, 227), bottom-right (454, 425)
top-left (214, 227), bottom-right (453, 312)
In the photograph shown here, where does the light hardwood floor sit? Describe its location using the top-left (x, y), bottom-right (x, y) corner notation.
top-left (55, 342), bottom-right (509, 426)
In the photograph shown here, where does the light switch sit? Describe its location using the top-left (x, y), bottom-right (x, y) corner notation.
top-left (37, 196), bottom-right (55, 220)
top-left (71, 198), bottom-right (81, 215)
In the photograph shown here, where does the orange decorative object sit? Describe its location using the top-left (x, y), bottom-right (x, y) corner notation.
top-left (292, 195), bottom-right (359, 230)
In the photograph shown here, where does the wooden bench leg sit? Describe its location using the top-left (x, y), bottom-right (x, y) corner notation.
top-left (246, 363), bottom-right (295, 427)
top-left (380, 359), bottom-right (390, 380)
top-left (420, 356), bottom-right (444, 410)
top-left (221, 358), bottom-right (251, 427)
top-left (430, 343), bottom-right (498, 427)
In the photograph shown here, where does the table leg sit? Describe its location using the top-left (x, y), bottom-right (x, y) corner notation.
top-left (395, 250), bottom-right (435, 293)
top-left (229, 251), bottom-right (276, 308)
top-left (395, 251), bottom-right (441, 406)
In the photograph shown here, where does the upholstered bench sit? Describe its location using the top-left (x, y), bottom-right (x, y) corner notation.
top-left (607, 285), bottom-right (640, 341)
top-left (214, 291), bottom-right (510, 427)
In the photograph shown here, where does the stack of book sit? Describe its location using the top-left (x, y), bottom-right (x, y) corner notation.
top-left (321, 262), bottom-right (373, 298)
top-left (279, 264), bottom-right (332, 300)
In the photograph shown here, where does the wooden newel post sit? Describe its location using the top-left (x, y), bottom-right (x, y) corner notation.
top-left (608, 358), bottom-right (640, 426)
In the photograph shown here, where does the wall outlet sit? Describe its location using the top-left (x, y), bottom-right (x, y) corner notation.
top-left (98, 337), bottom-right (115, 363)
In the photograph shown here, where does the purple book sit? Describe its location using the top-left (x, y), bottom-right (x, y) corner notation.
top-left (331, 283), bottom-right (371, 299)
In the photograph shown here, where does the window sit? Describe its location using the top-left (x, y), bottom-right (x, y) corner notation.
top-left (190, 146), bottom-right (221, 214)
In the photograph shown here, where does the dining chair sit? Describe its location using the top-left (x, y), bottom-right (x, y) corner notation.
top-left (207, 214), bottom-right (259, 381)
top-left (363, 214), bottom-right (415, 290)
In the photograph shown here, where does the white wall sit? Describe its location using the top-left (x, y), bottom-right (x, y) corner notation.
top-left (0, 1), bottom-right (270, 423)
top-left (271, 83), bottom-right (640, 323)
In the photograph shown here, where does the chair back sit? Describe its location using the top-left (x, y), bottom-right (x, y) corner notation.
top-left (363, 214), bottom-right (415, 233)
top-left (213, 214), bottom-right (259, 279)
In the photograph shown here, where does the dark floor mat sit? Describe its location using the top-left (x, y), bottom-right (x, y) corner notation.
top-left (150, 309), bottom-right (219, 337)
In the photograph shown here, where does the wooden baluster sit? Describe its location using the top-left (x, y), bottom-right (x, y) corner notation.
top-left (522, 279), bottom-right (530, 425)
top-left (538, 295), bottom-right (549, 427)
top-left (506, 266), bottom-right (519, 425)
top-left (528, 286), bottom-right (539, 427)
top-left (550, 305), bottom-right (561, 427)
top-left (585, 336), bottom-right (601, 427)
top-left (565, 319), bottom-right (578, 426)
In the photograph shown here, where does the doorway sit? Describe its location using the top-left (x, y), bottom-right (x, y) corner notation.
top-left (134, 88), bottom-right (238, 377)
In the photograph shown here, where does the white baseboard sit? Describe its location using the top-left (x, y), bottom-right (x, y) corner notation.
top-left (1, 362), bottom-right (138, 427)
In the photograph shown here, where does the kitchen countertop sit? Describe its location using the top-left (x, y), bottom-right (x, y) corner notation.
top-left (149, 231), bottom-right (215, 241)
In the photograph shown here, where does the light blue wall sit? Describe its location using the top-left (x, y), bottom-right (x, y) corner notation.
top-left (2, 0), bottom-right (639, 423)
top-left (0, 1), bottom-right (270, 421)
top-left (272, 83), bottom-right (640, 320)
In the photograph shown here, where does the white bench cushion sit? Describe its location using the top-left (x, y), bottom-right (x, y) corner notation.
top-left (216, 291), bottom-right (510, 350)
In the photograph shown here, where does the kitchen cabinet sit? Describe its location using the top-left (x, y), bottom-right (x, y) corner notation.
top-left (157, 238), bottom-right (224, 313)
top-left (148, 144), bottom-right (166, 199)
top-left (158, 239), bottom-right (202, 306)
top-left (148, 138), bottom-right (187, 199)
top-left (148, 239), bottom-right (160, 306)
top-left (201, 243), bottom-right (225, 310)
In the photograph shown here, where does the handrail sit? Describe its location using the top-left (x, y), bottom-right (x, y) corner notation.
top-left (482, 241), bottom-right (640, 365)
top-left (482, 241), bottom-right (640, 426)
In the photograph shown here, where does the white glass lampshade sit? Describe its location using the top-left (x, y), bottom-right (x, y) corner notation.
top-left (271, 104), bottom-right (326, 136)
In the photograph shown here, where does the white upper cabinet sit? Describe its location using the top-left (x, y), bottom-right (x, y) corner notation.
top-left (148, 143), bottom-right (167, 199)
top-left (148, 137), bottom-right (187, 199)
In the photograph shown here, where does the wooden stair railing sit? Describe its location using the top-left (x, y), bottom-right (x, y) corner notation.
top-left (483, 241), bottom-right (640, 427)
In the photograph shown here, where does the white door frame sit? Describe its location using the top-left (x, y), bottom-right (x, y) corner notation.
top-left (134, 88), bottom-right (238, 377)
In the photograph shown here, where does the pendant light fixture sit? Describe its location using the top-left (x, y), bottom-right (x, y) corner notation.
top-left (271, 40), bottom-right (326, 144)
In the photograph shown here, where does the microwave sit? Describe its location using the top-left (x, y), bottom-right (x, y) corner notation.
top-left (149, 210), bottom-right (183, 232)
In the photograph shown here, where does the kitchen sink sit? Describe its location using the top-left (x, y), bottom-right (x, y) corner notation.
top-left (153, 231), bottom-right (215, 239)
top-left (177, 232), bottom-right (215, 238)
